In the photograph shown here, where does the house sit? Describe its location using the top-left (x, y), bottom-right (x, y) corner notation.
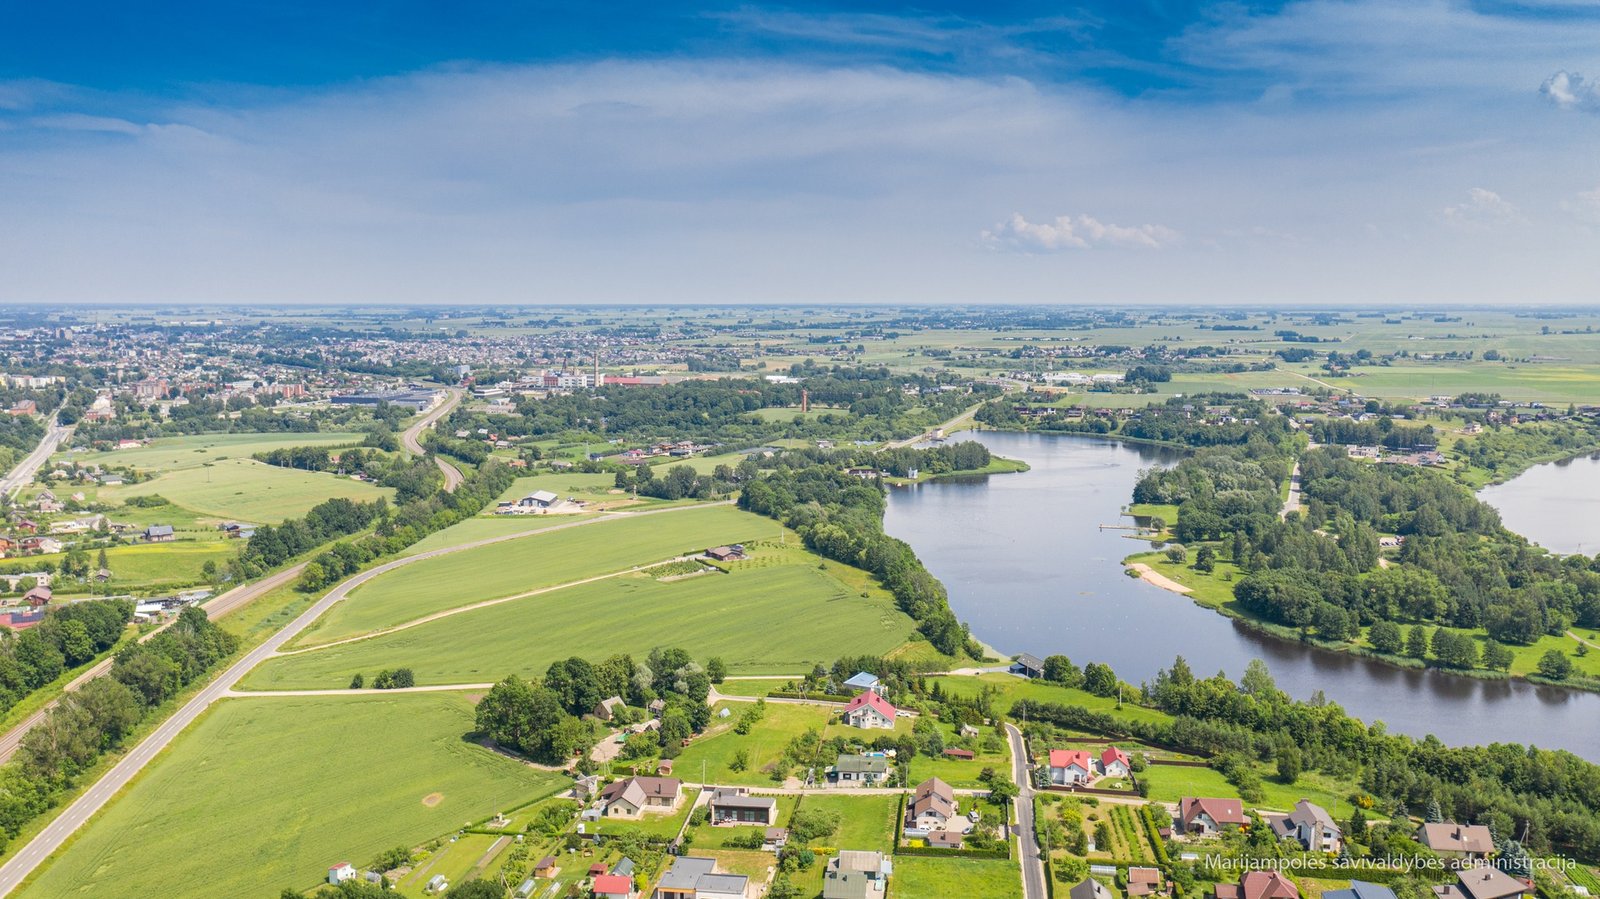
top-left (1268, 800), bottom-right (1342, 853)
top-left (764, 827), bottom-right (790, 850)
top-left (1179, 797), bottom-right (1248, 834)
top-left (834, 753), bottom-right (890, 785)
top-left (534, 856), bottom-right (559, 878)
top-left (648, 698), bottom-right (666, 716)
top-left (1072, 879), bottom-right (1116, 899)
top-left (906, 777), bottom-right (957, 832)
top-left (612, 858), bottom-right (636, 880)
top-left (705, 545), bottom-right (747, 562)
top-left (594, 696), bottom-right (626, 720)
top-left (652, 856), bottom-right (749, 899)
top-left (843, 672), bottom-right (886, 696)
top-left (1127, 868), bottom-right (1164, 896)
top-left (823, 850), bottom-right (891, 899)
top-left (328, 862), bottom-right (357, 885)
top-left (1434, 868), bottom-right (1530, 899)
top-left (593, 873), bottom-right (633, 899)
top-left (1048, 749), bottom-right (1096, 785)
top-left (1326, 881), bottom-right (1400, 899)
top-left (927, 830), bottom-right (965, 849)
top-left (1417, 822), bottom-right (1495, 859)
top-left (142, 524), bottom-right (175, 543)
top-left (1100, 746), bottom-right (1132, 778)
top-left (1215, 871), bottom-right (1300, 899)
top-left (942, 748), bottom-right (975, 760)
top-left (959, 723), bottom-right (980, 739)
top-left (1011, 653), bottom-right (1046, 679)
top-left (841, 691), bottom-right (897, 729)
top-left (22, 586), bottom-right (51, 608)
top-left (709, 788), bottom-right (777, 825)
top-left (21, 536), bottom-right (62, 554)
top-left (600, 776), bottom-right (682, 817)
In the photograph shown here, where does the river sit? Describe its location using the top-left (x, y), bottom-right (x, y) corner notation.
top-left (882, 430), bottom-right (1600, 758)
top-left (1479, 451), bottom-right (1600, 556)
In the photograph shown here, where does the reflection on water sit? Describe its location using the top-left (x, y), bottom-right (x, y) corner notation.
top-left (883, 431), bottom-right (1600, 758)
top-left (1480, 452), bottom-right (1600, 555)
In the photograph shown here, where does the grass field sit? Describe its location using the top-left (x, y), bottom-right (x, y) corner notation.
top-left (892, 855), bottom-right (1022, 899)
top-left (928, 673), bottom-right (1173, 727)
top-left (76, 431), bottom-right (368, 471)
top-left (798, 794), bottom-right (900, 854)
top-left (401, 513), bottom-right (602, 554)
top-left (247, 560), bottom-right (920, 688)
top-left (672, 702), bottom-right (830, 786)
top-left (32, 541), bottom-right (240, 590)
top-left (106, 457), bottom-right (392, 523)
top-left (295, 505), bottom-right (783, 646)
top-left (19, 693), bottom-right (566, 899)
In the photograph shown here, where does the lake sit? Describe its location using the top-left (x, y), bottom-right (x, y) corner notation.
top-left (882, 430), bottom-right (1600, 758)
top-left (1479, 451), bottom-right (1600, 555)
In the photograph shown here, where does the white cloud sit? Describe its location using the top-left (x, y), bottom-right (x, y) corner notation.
top-left (1541, 71), bottom-right (1600, 112)
top-left (982, 212), bottom-right (1181, 251)
top-left (1562, 186), bottom-right (1600, 222)
top-left (1440, 188), bottom-right (1526, 230)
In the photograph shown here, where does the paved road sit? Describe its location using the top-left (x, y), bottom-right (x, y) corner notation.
top-left (1007, 723), bottom-right (1047, 899)
top-left (0, 499), bottom-right (731, 895)
top-left (0, 418), bottom-right (71, 498)
top-left (401, 388), bottom-right (464, 490)
top-left (0, 563), bottom-right (307, 765)
top-left (883, 400), bottom-right (989, 450)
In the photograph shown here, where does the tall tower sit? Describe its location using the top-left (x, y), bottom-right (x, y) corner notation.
top-left (801, 388), bottom-right (809, 413)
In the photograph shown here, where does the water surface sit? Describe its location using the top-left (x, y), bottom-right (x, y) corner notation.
top-left (1480, 452), bottom-right (1600, 555)
top-left (883, 431), bottom-right (1600, 758)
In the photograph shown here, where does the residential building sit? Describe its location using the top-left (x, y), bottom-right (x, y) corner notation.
top-left (599, 776), bottom-right (682, 817)
top-left (1417, 822), bottom-right (1495, 860)
top-left (592, 873), bottom-right (633, 899)
top-left (652, 856), bottom-right (749, 899)
top-left (1326, 881), bottom-right (1400, 899)
top-left (1048, 749), bottom-right (1096, 785)
top-left (833, 753), bottom-right (890, 785)
top-left (841, 691), bottom-right (897, 729)
top-left (1011, 653), bottom-right (1045, 678)
top-left (142, 524), bottom-right (175, 543)
top-left (709, 788), bottom-right (777, 825)
top-left (906, 777), bottom-right (957, 832)
top-left (1100, 746), bottom-right (1132, 778)
top-left (1433, 868), bottom-right (1530, 899)
top-left (1268, 800), bottom-right (1343, 853)
top-left (843, 672), bottom-right (886, 696)
top-left (594, 696), bottom-right (626, 720)
top-left (823, 850), bottom-right (890, 899)
top-left (328, 863), bottom-right (357, 885)
top-left (1215, 871), bottom-right (1300, 899)
top-left (1073, 879), bottom-right (1116, 899)
top-left (1127, 868), bottom-right (1164, 897)
top-left (1178, 797), bottom-right (1248, 834)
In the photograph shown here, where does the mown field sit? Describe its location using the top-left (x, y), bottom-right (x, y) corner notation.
top-left (294, 504), bottom-right (782, 646)
top-left (18, 693), bottom-right (565, 899)
top-left (107, 457), bottom-right (392, 523)
top-left (77, 431), bottom-right (367, 471)
top-left (401, 513), bottom-right (601, 555)
top-left (892, 855), bottom-right (1021, 899)
top-left (672, 701), bottom-right (829, 786)
top-left (247, 560), bottom-right (919, 688)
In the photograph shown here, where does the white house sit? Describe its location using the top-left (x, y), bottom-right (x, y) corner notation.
top-left (1099, 746), bottom-right (1132, 778)
top-left (1269, 800), bottom-right (1343, 853)
top-left (1048, 749), bottom-right (1096, 785)
top-left (328, 863), bottom-right (357, 885)
top-left (841, 691), bottom-right (897, 729)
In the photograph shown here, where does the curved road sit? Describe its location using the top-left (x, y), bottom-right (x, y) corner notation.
top-left (401, 387), bottom-right (464, 490)
top-left (0, 501), bottom-right (728, 897)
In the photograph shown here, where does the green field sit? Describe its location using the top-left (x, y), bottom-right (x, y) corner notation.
top-left (247, 561), bottom-right (919, 688)
top-left (798, 794), bottom-right (900, 854)
top-left (401, 513), bottom-right (602, 554)
top-left (19, 693), bottom-right (566, 899)
top-left (106, 457), bottom-right (392, 523)
top-left (77, 431), bottom-right (367, 471)
top-left (33, 541), bottom-right (240, 590)
top-left (672, 702), bottom-right (830, 786)
top-left (928, 674), bottom-right (1173, 727)
top-left (294, 505), bottom-right (784, 646)
top-left (892, 855), bottom-right (1021, 899)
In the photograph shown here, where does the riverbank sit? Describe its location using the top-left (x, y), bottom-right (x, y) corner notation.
top-left (1122, 548), bottom-right (1600, 694)
top-left (885, 455), bottom-right (1030, 485)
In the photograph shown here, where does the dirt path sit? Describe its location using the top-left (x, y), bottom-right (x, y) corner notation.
top-left (1126, 562), bottom-right (1192, 595)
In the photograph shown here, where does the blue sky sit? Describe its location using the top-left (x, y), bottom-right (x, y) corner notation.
top-left (2, 1), bottom-right (1598, 303)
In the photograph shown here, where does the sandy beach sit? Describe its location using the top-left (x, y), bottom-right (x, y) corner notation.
top-left (1127, 562), bottom-right (1193, 595)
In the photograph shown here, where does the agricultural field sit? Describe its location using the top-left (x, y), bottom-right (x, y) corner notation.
top-left (106, 456), bottom-right (392, 523)
top-left (33, 540), bottom-right (239, 592)
top-left (401, 512), bottom-right (601, 554)
top-left (18, 692), bottom-right (566, 899)
top-left (293, 504), bottom-right (783, 646)
top-left (246, 559), bottom-right (920, 688)
top-left (493, 470), bottom-right (671, 511)
top-left (71, 431), bottom-right (368, 471)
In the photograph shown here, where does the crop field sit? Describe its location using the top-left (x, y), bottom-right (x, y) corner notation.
top-left (893, 855), bottom-right (1021, 899)
top-left (19, 693), bottom-right (565, 899)
top-left (107, 457), bottom-right (392, 523)
top-left (75, 431), bottom-right (367, 470)
top-left (294, 505), bottom-right (784, 646)
top-left (246, 561), bottom-right (919, 688)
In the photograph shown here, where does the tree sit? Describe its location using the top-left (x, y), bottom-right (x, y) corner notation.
top-left (1276, 746), bottom-right (1302, 784)
top-left (1368, 620), bottom-right (1403, 655)
top-left (706, 657), bottom-right (727, 684)
top-left (1165, 544), bottom-right (1187, 564)
top-left (1041, 655), bottom-right (1081, 686)
top-left (1481, 640), bottom-right (1514, 672)
top-left (444, 880), bottom-right (502, 899)
top-left (1082, 662), bottom-right (1118, 697)
top-left (1194, 545), bottom-right (1217, 573)
top-left (1536, 649), bottom-right (1574, 680)
top-left (349, 673), bottom-right (365, 689)
top-left (1405, 625), bottom-right (1430, 660)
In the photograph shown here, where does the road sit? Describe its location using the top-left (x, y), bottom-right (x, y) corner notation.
top-left (0, 500), bottom-right (729, 896)
top-left (0, 417), bottom-right (71, 498)
top-left (883, 399), bottom-right (991, 450)
top-left (0, 562), bottom-right (307, 765)
top-left (1006, 723), bottom-right (1047, 899)
top-left (401, 387), bottom-right (464, 490)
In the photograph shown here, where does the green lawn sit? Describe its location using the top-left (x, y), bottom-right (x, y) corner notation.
top-left (75, 431), bottom-right (369, 471)
top-left (19, 693), bottom-right (566, 899)
top-left (1138, 761), bottom-right (1355, 814)
top-left (246, 561), bottom-right (920, 688)
top-left (798, 794), bottom-right (900, 854)
top-left (689, 796), bottom-right (802, 849)
top-left (587, 788), bottom-right (702, 839)
top-left (928, 674), bottom-right (1174, 727)
top-left (295, 505), bottom-right (784, 646)
top-left (672, 703), bottom-right (830, 786)
top-left (103, 457), bottom-right (392, 524)
top-left (401, 513), bottom-right (602, 555)
top-left (892, 855), bottom-right (1021, 899)
top-left (37, 541), bottom-right (240, 591)
top-left (912, 720), bottom-right (1012, 788)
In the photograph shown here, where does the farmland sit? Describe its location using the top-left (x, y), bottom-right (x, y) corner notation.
top-left (73, 431), bottom-right (368, 471)
top-left (246, 559), bottom-right (919, 688)
top-left (17, 692), bottom-right (565, 899)
top-left (292, 504), bottom-right (784, 646)
top-left (107, 456), bottom-right (392, 523)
